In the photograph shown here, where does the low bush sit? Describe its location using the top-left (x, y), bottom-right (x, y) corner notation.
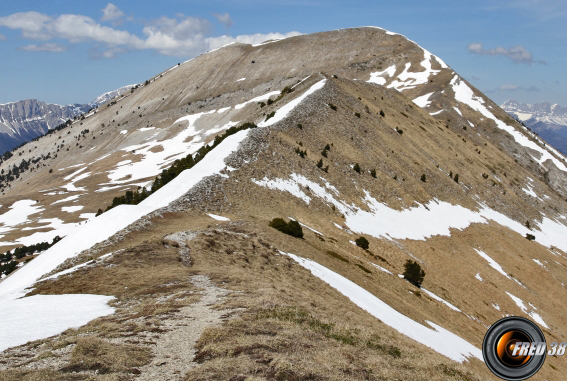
top-left (355, 237), bottom-right (369, 250)
top-left (269, 218), bottom-right (303, 238)
top-left (403, 260), bottom-right (425, 288)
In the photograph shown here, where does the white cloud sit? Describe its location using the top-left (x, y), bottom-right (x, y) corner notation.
top-left (101, 3), bottom-right (125, 23)
top-left (19, 43), bottom-right (67, 52)
top-left (0, 11), bottom-right (53, 40)
top-left (0, 9), bottom-right (300, 58)
top-left (213, 13), bottom-right (233, 28)
top-left (207, 31), bottom-right (302, 51)
top-left (467, 42), bottom-right (545, 64)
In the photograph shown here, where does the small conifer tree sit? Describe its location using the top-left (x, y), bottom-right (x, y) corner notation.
top-left (353, 163), bottom-right (361, 173)
top-left (403, 260), bottom-right (425, 288)
top-left (355, 237), bottom-right (369, 250)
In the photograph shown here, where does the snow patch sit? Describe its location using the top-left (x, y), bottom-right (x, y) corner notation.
top-left (286, 253), bottom-right (482, 363)
top-left (208, 213), bottom-right (230, 221)
top-left (506, 292), bottom-right (549, 329)
top-left (258, 80), bottom-right (327, 127)
top-left (0, 294), bottom-right (114, 352)
top-left (475, 249), bottom-right (510, 279)
top-left (413, 92), bottom-right (434, 108)
top-left (421, 288), bottom-right (461, 312)
top-left (372, 263), bottom-right (392, 275)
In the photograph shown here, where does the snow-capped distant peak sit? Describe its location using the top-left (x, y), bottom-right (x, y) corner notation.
top-left (88, 85), bottom-right (137, 108)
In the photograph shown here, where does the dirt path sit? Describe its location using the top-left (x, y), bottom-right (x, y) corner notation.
top-left (136, 275), bottom-right (233, 381)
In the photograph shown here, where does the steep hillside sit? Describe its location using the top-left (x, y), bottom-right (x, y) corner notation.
top-left (0, 85), bottom-right (135, 155)
top-left (1, 27), bottom-right (567, 380)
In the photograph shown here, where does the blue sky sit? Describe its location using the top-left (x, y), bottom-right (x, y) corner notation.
top-left (0, 0), bottom-right (565, 107)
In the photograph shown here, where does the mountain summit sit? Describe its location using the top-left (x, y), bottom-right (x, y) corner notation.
top-left (0, 27), bottom-right (567, 380)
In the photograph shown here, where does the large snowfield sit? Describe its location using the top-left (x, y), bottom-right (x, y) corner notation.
top-left (0, 294), bottom-right (115, 352)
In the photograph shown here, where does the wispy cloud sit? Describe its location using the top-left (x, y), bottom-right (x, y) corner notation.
top-left (0, 7), bottom-right (300, 58)
top-left (505, 0), bottom-right (567, 20)
top-left (19, 43), bottom-right (67, 52)
top-left (212, 13), bottom-right (233, 28)
top-left (498, 84), bottom-right (540, 92)
top-left (467, 42), bottom-right (545, 64)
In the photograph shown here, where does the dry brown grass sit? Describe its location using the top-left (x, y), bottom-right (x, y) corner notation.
top-left (63, 337), bottom-right (151, 374)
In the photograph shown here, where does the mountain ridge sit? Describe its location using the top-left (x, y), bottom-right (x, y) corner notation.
top-left (0, 85), bottom-right (136, 155)
top-left (0, 27), bottom-right (566, 380)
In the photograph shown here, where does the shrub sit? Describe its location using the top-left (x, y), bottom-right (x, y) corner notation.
top-left (317, 159), bottom-right (323, 168)
top-left (297, 123), bottom-right (303, 129)
top-left (353, 163), bottom-right (361, 173)
top-left (267, 98), bottom-right (274, 105)
top-left (453, 173), bottom-right (459, 183)
top-left (526, 233), bottom-right (536, 241)
top-left (420, 174), bottom-right (426, 182)
top-left (265, 111), bottom-right (275, 121)
top-left (379, 110), bottom-right (385, 117)
top-left (371, 169), bottom-right (377, 178)
top-left (355, 237), bottom-right (369, 250)
top-left (396, 127), bottom-right (403, 135)
top-left (321, 149), bottom-right (328, 158)
top-left (355, 112), bottom-right (361, 118)
top-left (324, 144), bottom-right (331, 151)
top-left (323, 165), bottom-right (329, 173)
top-left (403, 260), bottom-right (425, 288)
top-left (328, 103), bottom-right (337, 111)
top-left (269, 218), bottom-right (303, 238)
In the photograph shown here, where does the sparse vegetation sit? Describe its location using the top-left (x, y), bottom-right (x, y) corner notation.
top-left (326, 250), bottom-right (349, 263)
top-left (265, 111), bottom-right (275, 121)
top-left (99, 122), bottom-right (258, 214)
top-left (269, 218), bottom-right (304, 238)
top-left (403, 260), bottom-right (425, 288)
top-left (295, 147), bottom-right (307, 158)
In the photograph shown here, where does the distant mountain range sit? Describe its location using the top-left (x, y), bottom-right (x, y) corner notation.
top-left (502, 99), bottom-right (567, 156)
top-left (0, 85), bottom-right (135, 155)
